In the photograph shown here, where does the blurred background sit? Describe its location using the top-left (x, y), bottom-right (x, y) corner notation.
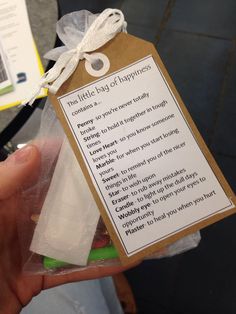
top-left (0, 1), bottom-right (235, 313)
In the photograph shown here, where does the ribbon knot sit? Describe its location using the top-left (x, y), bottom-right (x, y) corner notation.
top-left (23, 8), bottom-right (126, 106)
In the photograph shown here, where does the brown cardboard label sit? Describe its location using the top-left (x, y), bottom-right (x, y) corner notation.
top-left (49, 33), bottom-right (236, 265)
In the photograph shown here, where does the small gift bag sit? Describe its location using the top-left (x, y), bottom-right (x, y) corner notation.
top-left (19, 9), bottom-right (203, 275)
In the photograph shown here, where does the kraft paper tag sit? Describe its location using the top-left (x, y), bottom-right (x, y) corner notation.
top-left (49, 33), bottom-right (236, 265)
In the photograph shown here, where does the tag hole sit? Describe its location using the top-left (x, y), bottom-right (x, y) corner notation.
top-left (91, 59), bottom-right (104, 71)
top-left (85, 53), bottom-right (110, 77)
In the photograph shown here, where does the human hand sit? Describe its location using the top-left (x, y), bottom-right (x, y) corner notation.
top-left (0, 145), bottom-right (133, 314)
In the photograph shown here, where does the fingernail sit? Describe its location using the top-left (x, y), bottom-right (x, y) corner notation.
top-left (7, 145), bottom-right (35, 164)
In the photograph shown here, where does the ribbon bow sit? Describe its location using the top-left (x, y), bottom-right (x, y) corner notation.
top-left (23, 9), bottom-right (127, 106)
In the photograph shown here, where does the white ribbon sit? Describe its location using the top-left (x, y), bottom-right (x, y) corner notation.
top-left (23, 9), bottom-right (127, 106)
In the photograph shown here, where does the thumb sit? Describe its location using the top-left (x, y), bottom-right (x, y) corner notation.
top-left (0, 145), bottom-right (40, 200)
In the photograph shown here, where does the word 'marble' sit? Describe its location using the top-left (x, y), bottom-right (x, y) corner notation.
top-left (95, 158), bottom-right (115, 169)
